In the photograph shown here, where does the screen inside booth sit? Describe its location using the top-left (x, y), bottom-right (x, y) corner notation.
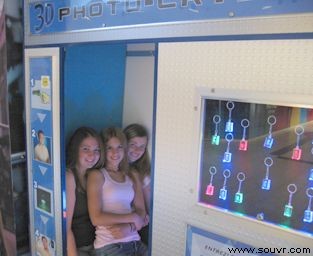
top-left (198, 99), bottom-right (313, 235)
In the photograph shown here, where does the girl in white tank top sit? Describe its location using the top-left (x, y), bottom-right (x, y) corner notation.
top-left (87, 127), bottom-right (148, 256)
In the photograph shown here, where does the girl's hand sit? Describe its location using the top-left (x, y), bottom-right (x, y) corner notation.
top-left (106, 223), bottom-right (131, 239)
top-left (143, 214), bottom-right (149, 226)
top-left (132, 213), bottom-right (145, 230)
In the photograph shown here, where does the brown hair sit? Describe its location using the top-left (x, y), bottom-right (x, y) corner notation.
top-left (66, 127), bottom-right (104, 191)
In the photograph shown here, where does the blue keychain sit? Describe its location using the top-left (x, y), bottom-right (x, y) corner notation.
top-left (223, 133), bottom-right (233, 163)
top-left (225, 101), bottom-right (234, 133)
top-left (264, 115), bottom-right (276, 149)
top-left (309, 168), bottom-right (313, 181)
top-left (219, 169), bottom-right (231, 200)
top-left (303, 187), bottom-right (313, 223)
top-left (261, 157), bottom-right (273, 190)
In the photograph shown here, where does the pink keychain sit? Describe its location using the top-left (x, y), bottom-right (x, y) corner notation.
top-left (238, 118), bottom-right (249, 151)
top-left (205, 166), bottom-right (217, 196)
top-left (291, 125), bottom-right (304, 160)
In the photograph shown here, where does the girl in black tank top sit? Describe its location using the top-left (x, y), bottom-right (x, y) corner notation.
top-left (66, 127), bottom-right (104, 256)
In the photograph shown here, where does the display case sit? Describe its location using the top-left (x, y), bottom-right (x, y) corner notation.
top-left (198, 92), bottom-right (313, 236)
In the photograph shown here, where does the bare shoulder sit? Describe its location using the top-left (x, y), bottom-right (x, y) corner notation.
top-left (66, 169), bottom-right (75, 186)
top-left (87, 168), bottom-right (105, 183)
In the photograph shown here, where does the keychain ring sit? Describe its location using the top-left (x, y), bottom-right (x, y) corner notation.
top-left (240, 119), bottom-right (250, 128)
top-left (295, 125), bottom-right (304, 136)
top-left (225, 133), bottom-right (234, 142)
top-left (306, 187), bottom-right (313, 197)
top-left (223, 169), bottom-right (231, 178)
top-left (209, 166), bottom-right (217, 175)
top-left (287, 184), bottom-right (297, 194)
top-left (213, 115), bottom-right (221, 124)
top-left (264, 157), bottom-right (273, 167)
top-left (226, 101), bottom-right (235, 111)
top-left (267, 115), bottom-right (277, 125)
top-left (237, 172), bottom-right (246, 182)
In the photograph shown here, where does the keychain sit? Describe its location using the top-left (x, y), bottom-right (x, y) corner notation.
top-left (291, 125), bottom-right (304, 160)
top-left (303, 187), bottom-right (313, 223)
top-left (309, 168), bottom-right (313, 181)
top-left (234, 172), bottom-right (246, 204)
top-left (284, 184), bottom-right (297, 218)
top-left (309, 148), bottom-right (313, 180)
top-left (205, 166), bottom-right (217, 196)
top-left (225, 101), bottom-right (235, 133)
top-left (264, 115), bottom-right (276, 149)
top-left (239, 119), bottom-right (249, 151)
top-left (219, 169), bottom-right (231, 200)
top-left (223, 133), bottom-right (233, 163)
top-left (211, 115), bottom-right (221, 145)
top-left (261, 157), bottom-right (273, 190)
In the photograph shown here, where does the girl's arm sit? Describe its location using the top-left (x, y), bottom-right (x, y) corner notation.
top-left (142, 175), bottom-right (151, 214)
top-left (143, 184), bottom-right (151, 215)
top-left (87, 169), bottom-right (144, 228)
top-left (66, 171), bottom-right (78, 256)
top-left (130, 172), bottom-right (149, 228)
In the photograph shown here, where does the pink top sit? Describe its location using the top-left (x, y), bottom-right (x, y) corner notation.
top-left (94, 168), bottom-right (140, 249)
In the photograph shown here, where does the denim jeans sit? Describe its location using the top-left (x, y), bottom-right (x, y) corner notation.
top-left (78, 244), bottom-right (94, 256)
top-left (94, 240), bottom-right (148, 256)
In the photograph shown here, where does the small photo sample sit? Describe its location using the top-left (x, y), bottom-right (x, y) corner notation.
top-left (35, 186), bottom-right (53, 216)
top-left (36, 233), bottom-right (55, 256)
top-left (31, 75), bottom-right (51, 110)
top-left (33, 129), bottom-right (52, 164)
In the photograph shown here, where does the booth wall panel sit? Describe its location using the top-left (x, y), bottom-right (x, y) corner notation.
top-left (152, 39), bottom-right (313, 255)
top-left (64, 43), bottom-right (127, 141)
top-left (123, 48), bottom-right (154, 143)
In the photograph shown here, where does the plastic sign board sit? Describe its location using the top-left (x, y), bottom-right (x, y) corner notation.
top-left (28, 0), bottom-right (313, 35)
top-left (25, 48), bottom-right (62, 256)
top-left (185, 225), bottom-right (272, 256)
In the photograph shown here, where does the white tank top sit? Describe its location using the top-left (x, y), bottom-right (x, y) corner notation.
top-left (94, 168), bottom-right (140, 249)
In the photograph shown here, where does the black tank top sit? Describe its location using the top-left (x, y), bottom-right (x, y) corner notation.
top-left (72, 188), bottom-right (95, 247)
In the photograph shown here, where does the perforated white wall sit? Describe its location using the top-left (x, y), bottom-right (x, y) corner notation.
top-left (152, 39), bottom-right (313, 255)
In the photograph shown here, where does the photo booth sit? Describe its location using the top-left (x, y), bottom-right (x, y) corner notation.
top-left (23, 1), bottom-right (313, 255)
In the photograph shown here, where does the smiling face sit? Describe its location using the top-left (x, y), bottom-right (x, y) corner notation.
top-left (77, 136), bottom-right (101, 171)
top-left (127, 136), bottom-right (147, 163)
top-left (105, 137), bottom-right (125, 171)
